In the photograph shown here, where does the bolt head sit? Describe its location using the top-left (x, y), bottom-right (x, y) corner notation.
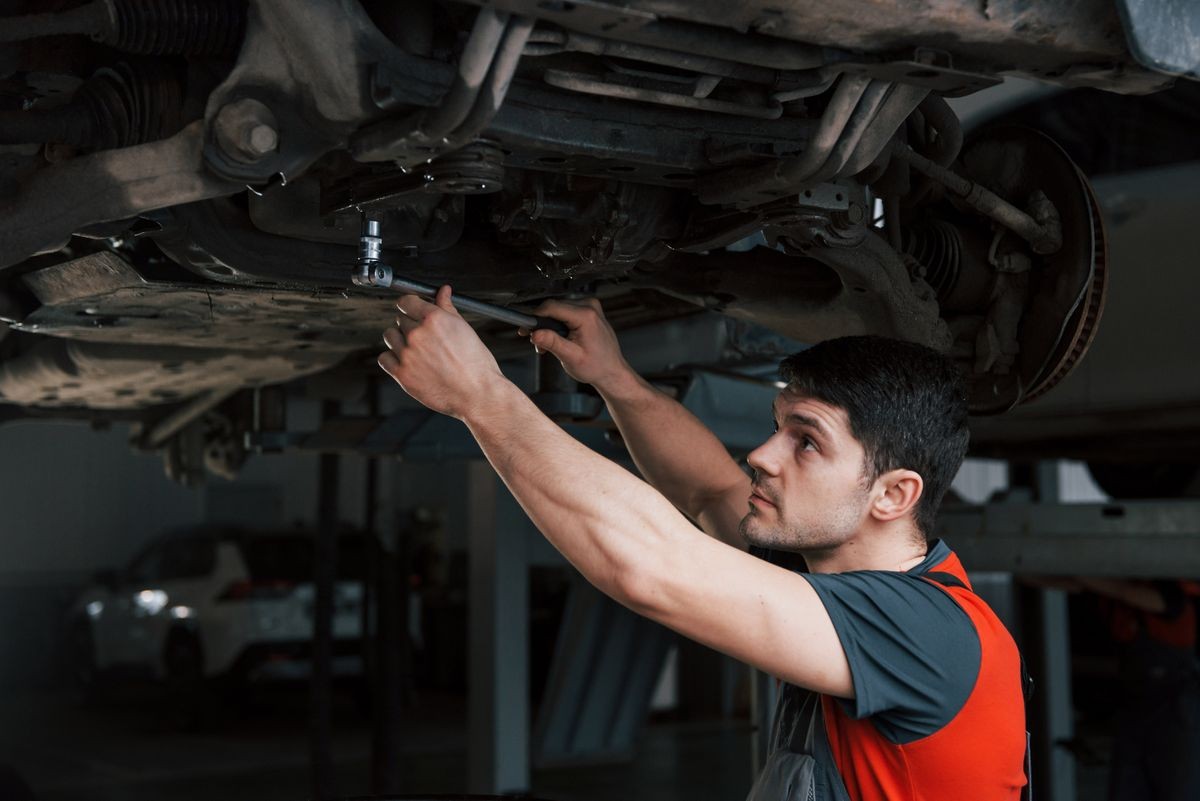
top-left (247, 124), bottom-right (278, 156)
top-left (213, 98), bottom-right (279, 164)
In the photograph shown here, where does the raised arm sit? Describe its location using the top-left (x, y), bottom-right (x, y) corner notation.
top-left (526, 299), bottom-right (752, 549)
top-left (376, 288), bottom-right (852, 697)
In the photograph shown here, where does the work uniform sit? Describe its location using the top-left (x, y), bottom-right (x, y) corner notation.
top-left (748, 540), bottom-right (1027, 801)
top-left (1101, 580), bottom-right (1200, 801)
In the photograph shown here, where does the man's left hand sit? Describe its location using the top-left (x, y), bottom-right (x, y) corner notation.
top-left (377, 285), bottom-right (507, 419)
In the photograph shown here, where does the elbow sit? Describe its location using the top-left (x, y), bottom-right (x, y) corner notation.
top-left (610, 551), bottom-right (671, 620)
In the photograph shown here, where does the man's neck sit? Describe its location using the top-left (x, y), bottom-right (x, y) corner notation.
top-left (802, 528), bottom-right (928, 575)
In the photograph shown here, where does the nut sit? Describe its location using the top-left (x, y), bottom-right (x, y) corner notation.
top-left (213, 99), bottom-right (280, 163)
top-left (247, 124), bottom-right (278, 156)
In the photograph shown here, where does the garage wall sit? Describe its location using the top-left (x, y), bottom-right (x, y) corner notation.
top-left (0, 420), bottom-right (203, 688)
top-left (0, 409), bottom-right (377, 580)
top-left (0, 421), bottom-right (204, 580)
top-left (0, 404), bottom-right (377, 688)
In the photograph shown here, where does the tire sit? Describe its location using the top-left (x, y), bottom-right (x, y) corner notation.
top-left (161, 630), bottom-right (211, 730)
top-left (68, 619), bottom-right (106, 706)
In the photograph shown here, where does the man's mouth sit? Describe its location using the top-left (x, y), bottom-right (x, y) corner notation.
top-left (749, 488), bottom-right (776, 508)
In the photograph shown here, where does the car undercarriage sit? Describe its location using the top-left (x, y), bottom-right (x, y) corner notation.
top-left (1, 0), bottom-right (1188, 478)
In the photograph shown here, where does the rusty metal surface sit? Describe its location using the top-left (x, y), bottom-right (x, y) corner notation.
top-left (639, 0), bottom-right (1127, 60)
top-left (645, 232), bottom-right (951, 351)
top-left (481, 0), bottom-right (1171, 93)
top-left (198, 0), bottom-right (400, 182)
top-left (11, 251), bottom-right (405, 353)
top-left (0, 123), bottom-right (240, 270)
top-left (0, 337), bottom-right (340, 409)
top-left (0, 248), bottom-right (708, 409)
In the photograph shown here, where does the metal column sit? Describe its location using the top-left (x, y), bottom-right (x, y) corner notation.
top-left (371, 459), bottom-right (408, 793)
top-left (1035, 461), bottom-right (1077, 801)
top-left (468, 461), bottom-right (531, 794)
top-left (310, 400), bottom-right (340, 800)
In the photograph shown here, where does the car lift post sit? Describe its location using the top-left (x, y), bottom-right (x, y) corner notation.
top-left (1032, 462), bottom-right (1078, 801)
top-left (311, 399), bottom-right (340, 800)
top-left (467, 460), bottom-right (533, 794)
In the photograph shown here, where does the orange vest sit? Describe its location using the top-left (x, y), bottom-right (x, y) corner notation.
top-left (821, 550), bottom-right (1028, 800)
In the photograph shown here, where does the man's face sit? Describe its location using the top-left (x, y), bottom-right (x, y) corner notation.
top-left (739, 391), bottom-right (874, 553)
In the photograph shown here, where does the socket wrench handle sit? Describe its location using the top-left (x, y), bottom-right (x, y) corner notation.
top-left (376, 268), bottom-right (570, 337)
top-left (356, 218), bottom-right (569, 337)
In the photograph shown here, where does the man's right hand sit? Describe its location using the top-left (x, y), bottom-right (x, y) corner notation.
top-left (523, 298), bottom-right (638, 395)
top-left (527, 297), bottom-right (750, 550)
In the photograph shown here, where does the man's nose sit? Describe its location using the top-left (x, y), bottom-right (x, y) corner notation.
top-left (747, 435), bottom-right (781, 477)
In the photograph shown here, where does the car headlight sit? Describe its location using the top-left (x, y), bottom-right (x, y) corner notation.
top-left (85, 600), bottom-right (104, 619)
top-left (134, 589), bottom-right (169, 616)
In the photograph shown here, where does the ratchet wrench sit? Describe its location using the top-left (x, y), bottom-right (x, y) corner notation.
top-left (353, 218), bottom-right (568, 337)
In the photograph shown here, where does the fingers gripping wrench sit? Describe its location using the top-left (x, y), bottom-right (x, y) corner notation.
top-left (354, 218), bottom-right (568, 337)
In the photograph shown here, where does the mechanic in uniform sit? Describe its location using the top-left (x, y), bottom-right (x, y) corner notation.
top-left (376, 287), bottom-right (1028, 800)
top-left (1076, 578), bottom-right (1200, 801)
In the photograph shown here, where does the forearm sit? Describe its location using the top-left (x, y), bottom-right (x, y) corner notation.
top-left (463, 379), bottom-right (691, 601)
top-left (598, 370), bottom-right (750, 548)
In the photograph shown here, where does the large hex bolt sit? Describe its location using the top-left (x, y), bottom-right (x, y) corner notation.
top-left (212, 98), bottom-right (279, 163)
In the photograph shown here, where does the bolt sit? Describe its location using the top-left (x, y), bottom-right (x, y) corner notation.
top-left (213, 98), bottom-right (280, 164)
top-left (247, 124), bottom-right (278, 156)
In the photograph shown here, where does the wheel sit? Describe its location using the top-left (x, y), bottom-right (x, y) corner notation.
top-left (161, 630), bottom-right (211, 729)
top-left (164, 630), bottom-right (204, 682)
top-left (68, 619), bottom-right (103, 705)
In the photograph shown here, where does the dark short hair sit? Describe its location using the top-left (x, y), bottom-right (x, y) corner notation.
top-left (778, 335), bottom-right (969, 538)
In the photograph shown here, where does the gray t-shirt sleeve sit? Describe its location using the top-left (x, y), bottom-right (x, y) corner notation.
top-left (802, 570), bottom-right (982, 744)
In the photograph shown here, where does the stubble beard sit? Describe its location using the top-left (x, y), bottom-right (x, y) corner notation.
top-left (738, 493), bottom-right (868, 554)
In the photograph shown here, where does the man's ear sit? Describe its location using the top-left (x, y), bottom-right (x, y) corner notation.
top-left (870, 469), bottom-right (924, 523)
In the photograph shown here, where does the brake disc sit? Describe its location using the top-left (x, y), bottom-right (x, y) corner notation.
top-left (956, 126), bottom-right (1107, 413)
top-left (1022, 171), bottom-right (1108, 404)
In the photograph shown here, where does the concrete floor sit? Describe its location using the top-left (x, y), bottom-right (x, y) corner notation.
top-left (0, 676), bottom-right (1122, 801)
top-left (0, 687), bottom-right (754, 801)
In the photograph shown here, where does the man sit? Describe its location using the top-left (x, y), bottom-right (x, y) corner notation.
top-left (1093, 578), bottom-right (1200, 801)
top-left (378, 287), bottom-right (1027, 800)
top-left (1036, 576), bottom-right (1200, 801)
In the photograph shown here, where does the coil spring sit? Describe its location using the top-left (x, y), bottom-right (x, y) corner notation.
top-left (107, 0), bottom-right (247, 58)
top-left (904, 220), bottom-right (962, 300)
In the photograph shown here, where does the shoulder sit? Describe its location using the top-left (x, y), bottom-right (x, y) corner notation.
top-left (802, 569), bottom-right (983, 743)
top-left (804, 568), bottom-right (976, 623)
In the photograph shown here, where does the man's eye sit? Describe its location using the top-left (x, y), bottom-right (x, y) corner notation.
top-left (802, 436), bottom-right (817, 451)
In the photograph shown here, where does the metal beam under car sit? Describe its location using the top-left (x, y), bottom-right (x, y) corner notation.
top-left (940, 499), bottom-right (1200, 577)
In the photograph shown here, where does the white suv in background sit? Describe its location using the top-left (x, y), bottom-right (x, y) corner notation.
top-left (68, 527), bottom-right (365, 693)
